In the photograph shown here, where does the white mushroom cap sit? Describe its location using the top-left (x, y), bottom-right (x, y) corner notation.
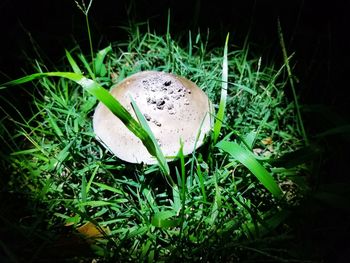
top-left (93, 71), bottom-right (213, 164)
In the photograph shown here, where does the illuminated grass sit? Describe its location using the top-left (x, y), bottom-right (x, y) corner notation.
top-left (0, 23), bottom-right (309, 262)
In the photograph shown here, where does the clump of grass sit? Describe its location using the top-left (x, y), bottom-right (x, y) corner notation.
top-left (1, 23), bottom-right (309, 262)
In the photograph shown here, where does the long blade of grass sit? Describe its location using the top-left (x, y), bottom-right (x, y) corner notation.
top-left (172, 185), bottom-right (181, 213)
top-left (216, 140), bottom-right (283, 198)
top-left (188, 30), bottom-right (192, 57)
top-left (196, 159), bottom-right (207, 203)
top-left (209, 176), bottom-right (222, 225)
top-left (177, 140), bottom-right (186, 239)
top-left (78, 201), bottom-right (118, 207)
top-left (213, 33), bottom-right (229, 144)
top-left (2, 72), bottom-right (157, 157)
top-left (79, 54), bottom-right (95, 79)
top-left (86, 164), bottom-right (99, 195)
top-left (65, 49), bottom-right (82, 74)
top-left (94, 45), bottom-right (112, 76)
top-left (278, 19), bottom-right (308, 145)
top-left (129, 96), bottom-right (172, 181)
top-left (81, 173), bottom-right (87, 204)
top-left (92, 182), bottom-right (123, 195)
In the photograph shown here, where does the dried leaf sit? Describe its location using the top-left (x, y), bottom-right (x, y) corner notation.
top-left (76, 221), bottom-right (110, 241)
top-left (261, 137), bottom-right (273, 145)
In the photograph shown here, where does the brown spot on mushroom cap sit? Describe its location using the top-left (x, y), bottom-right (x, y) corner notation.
top-left (93, 71), bottom-right (213, 164)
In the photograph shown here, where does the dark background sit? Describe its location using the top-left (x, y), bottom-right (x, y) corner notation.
top-left (1, 0), bottom-right (349, 262)
top-left (1, 0), bottom-right (349, 111)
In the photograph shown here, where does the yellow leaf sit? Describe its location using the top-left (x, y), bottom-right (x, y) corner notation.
top-left (76, 221), bottom-right (110, 241)
top-left (261, 137), bottom-right (273, 145)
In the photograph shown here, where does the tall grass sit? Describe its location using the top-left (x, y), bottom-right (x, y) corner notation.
top-left (0, 22), bottom-right (309, 261)
top-left (75, 0), bottom-right (95, 75)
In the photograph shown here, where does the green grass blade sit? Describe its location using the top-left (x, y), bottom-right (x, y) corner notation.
top-left (196, 160), bottom-right (207, 203)
top-left (129, 95), bottom-right (171, 180)
top-left (65, 49), bottom-right (82, 74)
top-left (9, 148), bottom-right (40, 156)
top-left (208, 174), bottom-right (222, 225)
top-left (47, 111), bottom-right (64, 137)
top-left (2, 72), bottom-right (49, 85)
top-left (79, 53), bottom-right (95, 79)
top-left (78, 201), bottom-right (116, 207)
top-left (151, 210), bottom-right (179, 228)
top-left (94, 45), bottom-right (112, 76)
top-left (188, 30), bottom-right (192, 57)
top-left (2, 72), bottom-right (157, 158)
top-left (172, 185), bottom-right (181, 213)
top-left (278, 20), bottom-right (308, 145)
top-left (213, 33), bottom-right (229, 144)
top-left (54, 140), bottom-right (74, 168)
top-left (86, 164), bottom-right (99, 195)
top-left (92, 182), bottom-right (123, 195)
top-left (216, 140), bottom-right (283, 198)
top-left (81, 173), bottom-right (87, 203)
top-left (177, 141), bottom-right (186, 238)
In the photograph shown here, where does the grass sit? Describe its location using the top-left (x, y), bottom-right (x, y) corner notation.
top-left (0, 22), bottom-right (311, 262)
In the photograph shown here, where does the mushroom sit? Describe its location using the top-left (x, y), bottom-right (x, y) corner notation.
top-left (93, 71), bottom-right (213, 164)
